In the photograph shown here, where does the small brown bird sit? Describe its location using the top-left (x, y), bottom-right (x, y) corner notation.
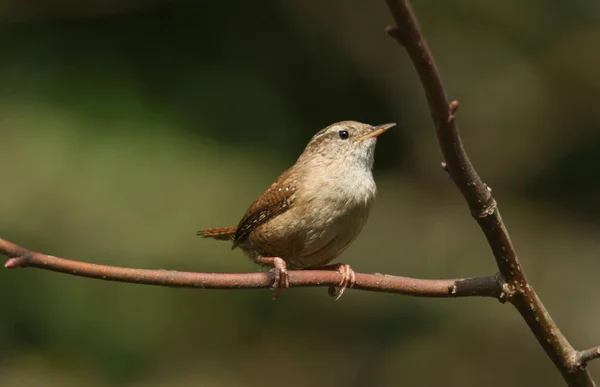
top-left (198, 121), bottom-right (394, 299)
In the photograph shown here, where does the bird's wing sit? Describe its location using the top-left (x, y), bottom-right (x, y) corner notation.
top-left (233, 168), bottom-right (298, 248)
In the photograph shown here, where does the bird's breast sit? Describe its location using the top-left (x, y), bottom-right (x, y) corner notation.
top-left (247, 168), bottom-right (376, 268)
top-left (294, 182), bottom-right (375, 263)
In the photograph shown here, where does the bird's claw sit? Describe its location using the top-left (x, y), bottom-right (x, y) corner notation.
top-left (270, 257), bottom-right (289, 299)
top-left (319, 263), bottom-right (356, 300)
top-left (332, 263), bottom-right (356, 300)
top-left (254, 256), bottom-right (289, 299)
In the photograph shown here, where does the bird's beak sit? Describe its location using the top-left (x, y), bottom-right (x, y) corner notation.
top-left (357, 123), bottom-right (396, 141)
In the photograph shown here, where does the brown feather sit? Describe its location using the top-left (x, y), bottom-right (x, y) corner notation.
top-left (233, 167), bottom-right (298, 249)
top-left (197, 227), bottom-right (237, 241)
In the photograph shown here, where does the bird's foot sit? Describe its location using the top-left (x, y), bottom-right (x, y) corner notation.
top-left (255, 256), bottom-right (289, 299)
top-left (314, 263), bottom-right (356, 300)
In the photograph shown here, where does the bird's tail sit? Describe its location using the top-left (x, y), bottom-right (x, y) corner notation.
top-left (197, 227), bottom-right (237, 241)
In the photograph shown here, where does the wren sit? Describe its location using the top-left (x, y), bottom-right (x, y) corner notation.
top-left (198, 121), bottom-right (394, 299)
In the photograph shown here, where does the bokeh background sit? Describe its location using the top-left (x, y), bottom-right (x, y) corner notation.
top-left (1, 1), bottom-right (600, 386)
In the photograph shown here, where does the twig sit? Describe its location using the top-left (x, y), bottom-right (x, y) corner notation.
top-left (384, 0), bottom-right (596, 386)
top-left (1, 2), bottom-right (597, 386)
top-left (0, 237), bottom-right (501, 298)
top-left (579, 347), bottom-right (600, 366)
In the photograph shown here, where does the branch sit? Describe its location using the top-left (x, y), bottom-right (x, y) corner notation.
top-left (0, 237), bottom-right (501, 298)
top-left (384, 0), bottom-right (596, 385)
top-left (580, 347), bottom-right (600, 366)
top-left (2, 2), bottom-right (596, 386)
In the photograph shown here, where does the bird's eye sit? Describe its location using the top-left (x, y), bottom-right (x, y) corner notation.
top-left (338, 130), bottom-right (349, 140)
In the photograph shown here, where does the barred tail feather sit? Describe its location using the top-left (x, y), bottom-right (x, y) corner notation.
top-left (197, 227), bottom-right (237, 241)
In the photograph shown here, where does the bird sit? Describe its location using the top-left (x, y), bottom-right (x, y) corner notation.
top-left (198, 121), bottom-right (394, 299)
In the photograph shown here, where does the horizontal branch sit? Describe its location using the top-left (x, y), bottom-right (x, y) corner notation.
top-left (0, 237), bottom-right (501, 298)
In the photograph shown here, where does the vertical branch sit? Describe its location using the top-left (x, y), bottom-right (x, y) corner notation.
top-left (384, 1), bottom-right (594, 386)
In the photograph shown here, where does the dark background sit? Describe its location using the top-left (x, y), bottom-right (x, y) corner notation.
top-left (1, 1), bottom-right (600, 386)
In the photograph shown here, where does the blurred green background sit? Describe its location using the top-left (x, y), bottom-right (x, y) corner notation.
top-left (1, 1), bottom-right (600, 386)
